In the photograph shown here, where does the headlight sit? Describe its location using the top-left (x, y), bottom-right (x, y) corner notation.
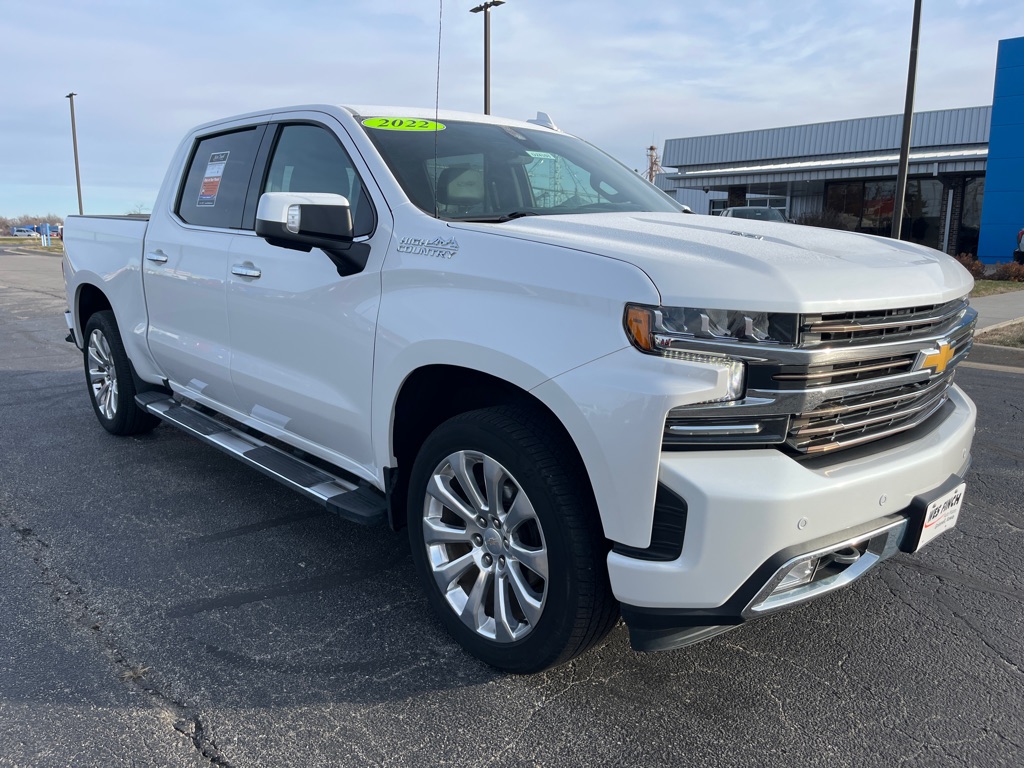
top-left (624, 304), bottom-right (748, 404)
top-left (624, 303), bottom-right (800, 427)
top-left (624, 303), bottom-right (799, 350)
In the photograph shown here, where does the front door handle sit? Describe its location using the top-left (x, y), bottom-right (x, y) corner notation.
top-left (231, 264), bottom-right (262, 279)
top-left (145, 251), bottom-right (168, 263)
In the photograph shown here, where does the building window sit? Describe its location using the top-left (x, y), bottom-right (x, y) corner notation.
top-left (824, 178), bottom-right (943, 250)
top-left (903, 179), bottom-right (943, 249)
top-left (956, 177), bottom-right (984, 257)
top-left (826, 182), bottom-right (867, 231)
top-left (862, 181), bottom-right (896, 235)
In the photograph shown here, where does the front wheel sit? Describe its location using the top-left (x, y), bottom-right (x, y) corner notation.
top-left (83, 311), bottom-right (160, 436)
top-left (407, 406), bottom-right (618, 673)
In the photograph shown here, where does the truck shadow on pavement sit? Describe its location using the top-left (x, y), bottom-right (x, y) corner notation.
top-left (0, 369), bottom-right (530, 707)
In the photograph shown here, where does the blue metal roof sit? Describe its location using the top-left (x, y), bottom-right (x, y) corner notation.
top-left (662, 106), bottom-right (992, 169)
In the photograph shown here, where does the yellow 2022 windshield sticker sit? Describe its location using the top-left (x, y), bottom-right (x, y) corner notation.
top-left (362, 117), bottom-right (446, 131)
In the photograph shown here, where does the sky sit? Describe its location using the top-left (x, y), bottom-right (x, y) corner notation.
top-left (0, 0), bottom-right (1021, 219)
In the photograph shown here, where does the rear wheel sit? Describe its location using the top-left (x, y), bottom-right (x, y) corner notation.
top-left (407, 405), bottom-right (618, 673)
top-left (83, 311), bottom-right (160, 436)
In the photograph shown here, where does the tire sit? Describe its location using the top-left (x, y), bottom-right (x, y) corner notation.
top-left (83, 311), bottom-right (160, 436)
top-left (407, 405), bottom-right (618, 673)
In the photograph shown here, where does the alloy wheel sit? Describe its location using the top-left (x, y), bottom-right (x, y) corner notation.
top-left (87, 328), bottom-right (118, 420)
top-left (421, 450), bottom-right (549, 643)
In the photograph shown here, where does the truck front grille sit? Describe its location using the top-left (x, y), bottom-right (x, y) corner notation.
top-left (663, 297), bottom-right (976, 457)
top-left (783, 316), bottom-right (974, 454)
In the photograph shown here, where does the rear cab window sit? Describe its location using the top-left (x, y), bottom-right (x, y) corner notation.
top-left (176, 126), bottom-right (266, 229)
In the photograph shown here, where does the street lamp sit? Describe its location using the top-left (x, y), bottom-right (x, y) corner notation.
top-left (891, 0), bottom-right (922, 240)
top-left (66, 92), bottom-right (84, 215)
top-left (470, 0), bottom-right (505, 115)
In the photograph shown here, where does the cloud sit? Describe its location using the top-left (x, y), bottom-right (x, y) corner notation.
top-left (0, 0), bottom-right (1020, 216)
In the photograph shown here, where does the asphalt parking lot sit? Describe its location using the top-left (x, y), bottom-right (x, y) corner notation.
top-left (1, 246), bottom-right (1022, 767)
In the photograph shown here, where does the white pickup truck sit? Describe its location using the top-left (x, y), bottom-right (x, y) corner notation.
top-left (63, 105), bottom-right (977, 673)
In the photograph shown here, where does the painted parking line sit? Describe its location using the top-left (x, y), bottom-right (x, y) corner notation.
top-left (960, 361), bottom-right (1024, 375)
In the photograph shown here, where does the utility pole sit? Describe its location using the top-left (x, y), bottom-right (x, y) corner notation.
top-left (470, 0), bottom-right (505, 115)
top-left (891, 0), bottom-right (922, 240)
top-left (66, 92), bottom-right (84, 215)
top-left (646, 145), bottom-right (664, 184)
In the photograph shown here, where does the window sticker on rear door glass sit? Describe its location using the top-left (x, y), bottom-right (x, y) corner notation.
top-left (197, 151), bottom-right (229, 207)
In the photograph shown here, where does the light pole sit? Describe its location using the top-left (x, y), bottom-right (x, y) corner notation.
top-left (66, 92), bottom-right (84, 215)
top-left (891, 0), bottom-right (922, 240)
top-left (470, 0), bottom-right (505, 115)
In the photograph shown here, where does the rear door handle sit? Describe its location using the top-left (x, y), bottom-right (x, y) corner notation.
top-left (231, 264), bottom-right (261, 279)
top-left (145, 250), bottom-right (168, 263)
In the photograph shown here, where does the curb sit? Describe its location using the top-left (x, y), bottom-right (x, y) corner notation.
top-left (975, 317), bottom-right (1024, 335)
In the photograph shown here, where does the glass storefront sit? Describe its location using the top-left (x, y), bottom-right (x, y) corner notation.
top-left (904, 180), bottom-right (944, 248)
top-left (956, 177), bottom-right (984, 256)
top-left (824, 179), bottom-right (944, 249)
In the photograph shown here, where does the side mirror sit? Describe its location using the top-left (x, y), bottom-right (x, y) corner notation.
top-left (255, 192), bottom-right (370, 277)
top-left (255, 192), bottom-right (354, 251)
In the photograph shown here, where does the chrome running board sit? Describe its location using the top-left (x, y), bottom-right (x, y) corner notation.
top-left (135, 392), bottom-right (386, 525)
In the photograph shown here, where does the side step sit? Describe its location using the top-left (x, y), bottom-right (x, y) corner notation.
top-left (136, 393), bottom-right (386, 525)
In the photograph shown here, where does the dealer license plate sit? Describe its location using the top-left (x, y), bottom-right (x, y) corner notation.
top-left (915, 482), bottom-right (966, 552)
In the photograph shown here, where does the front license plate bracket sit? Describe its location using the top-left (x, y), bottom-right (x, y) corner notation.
top-left (900, 475), bottom-right (967, 553)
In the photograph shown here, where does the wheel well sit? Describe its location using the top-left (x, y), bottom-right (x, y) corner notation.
top-left (74, 284), bottom-right (166, 397)
top-left (77, 284), bottom-right (112, 335)
top-left (388, 365), bottom-right (596, 531)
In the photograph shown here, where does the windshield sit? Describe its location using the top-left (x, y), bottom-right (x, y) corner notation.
top-left (726, 207), bottom-right (787, 222)
top-left (359, 116), bottom-right (681, 221)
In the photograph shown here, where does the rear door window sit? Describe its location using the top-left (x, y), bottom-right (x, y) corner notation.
top-left (177, 126), bottom-right (265, 229)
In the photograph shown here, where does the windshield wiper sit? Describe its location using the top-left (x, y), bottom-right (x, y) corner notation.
top-left (456, 211), bottom-right (541, 223)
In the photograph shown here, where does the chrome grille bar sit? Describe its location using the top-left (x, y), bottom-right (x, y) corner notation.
top-left (773, 356), bottom-right (915, 384)
top-left (791, 391), bottom-right (951, 454)
top-left (791, 383), bottom-right (950, 438)
top-left (801, 298), bottom-right (969, 347)
top-left (799, 373), bottom-right (951, 419)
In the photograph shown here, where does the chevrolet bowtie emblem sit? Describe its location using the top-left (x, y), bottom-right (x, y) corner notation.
top-left (921, 341), bottom-right (955, 375)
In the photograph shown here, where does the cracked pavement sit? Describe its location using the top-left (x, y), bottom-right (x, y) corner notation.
top-left (1, 247), bottom-right (1022, 767)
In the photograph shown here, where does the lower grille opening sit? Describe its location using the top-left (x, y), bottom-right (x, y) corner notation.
top-left (744, 519), bottom-right (907, 617)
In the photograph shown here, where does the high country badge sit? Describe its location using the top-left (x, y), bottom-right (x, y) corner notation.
top-left (397, 236), bottom-right (460, 259)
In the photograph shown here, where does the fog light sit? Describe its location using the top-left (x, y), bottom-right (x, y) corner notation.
top-left (774, 558), bottom-right (818, 593)
top-left (743, 518), bottom-right (908, 619)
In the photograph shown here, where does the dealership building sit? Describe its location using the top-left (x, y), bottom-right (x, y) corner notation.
top-left (657, 35), bottom-right (1023, 263)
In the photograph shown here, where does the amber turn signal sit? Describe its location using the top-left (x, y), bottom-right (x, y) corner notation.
top-left (625, 305), bottom-right (653, 351)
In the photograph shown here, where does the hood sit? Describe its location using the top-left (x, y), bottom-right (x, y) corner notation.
top-left (450, 212), bottom-right (973, 313)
